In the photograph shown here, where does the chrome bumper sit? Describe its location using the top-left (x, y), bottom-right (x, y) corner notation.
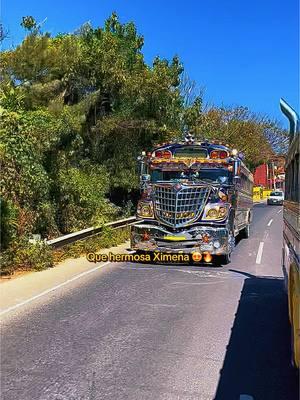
top-left (131, 221), bottom-right (233, 255)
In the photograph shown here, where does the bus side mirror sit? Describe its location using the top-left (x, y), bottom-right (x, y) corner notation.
top-left (233, 176), bottom-right (240, 185)
top-left (233, 159), bottom-right (240, 175)
top-left (140, 174), bottom-right (150, 189)
top-left (233, 159), bottom-right (241, 185)
top-left (137, 152), bottom-right (146, 176)
top-left (141, 174), bottom-right (150, 183)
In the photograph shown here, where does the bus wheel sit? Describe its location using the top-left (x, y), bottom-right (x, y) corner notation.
top-left (217, 252), bottom-right (231, 265)
top-left (242, 224), bottom-right (250, 239)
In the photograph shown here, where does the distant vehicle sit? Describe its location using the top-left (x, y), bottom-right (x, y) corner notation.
top-left (131, 136), bottom-right (253, 265)
top-left (267, 190), bottom-right (284, 205)
top-left (280, 98), bottom-right (300, 369)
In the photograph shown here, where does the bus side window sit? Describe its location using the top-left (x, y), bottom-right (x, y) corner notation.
top-left (241, 174), bottom-right (244, 190)
top-left (294, 154), bottom-right (299, 202)
top-left (240, 172), bottom-right (251, 193)
top-left (291, 158), bottom-right (296, 201)
top-left (285, 164), bottom-right (291, 200)
top-left (289, 163), bottom-right (293, 200)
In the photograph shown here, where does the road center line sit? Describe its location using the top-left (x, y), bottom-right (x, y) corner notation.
top-left (267, 218), bottom-right (273, 226)
top-left (0, 261), bottom-right (111, 317)
top-left (277, 209), bottom-right (282, 214)
top-left (256, 242), bottom-right (264, 264)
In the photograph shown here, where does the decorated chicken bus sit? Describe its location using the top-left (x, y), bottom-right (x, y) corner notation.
top-left (131, 134), bottom-right (253, 264)
top-left (280, 98), bottom-right (300, 368)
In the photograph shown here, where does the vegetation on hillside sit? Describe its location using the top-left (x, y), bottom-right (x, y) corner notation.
top-left (0, 13), bottom-right (288, 271)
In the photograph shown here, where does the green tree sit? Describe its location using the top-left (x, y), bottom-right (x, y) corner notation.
top-left (21, 16), bottom-right (38, 32)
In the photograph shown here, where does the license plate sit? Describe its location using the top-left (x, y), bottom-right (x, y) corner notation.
top-left (163, 235), bottom-right (186, 241)
top-left (200, 244), bottom-right (213, 251)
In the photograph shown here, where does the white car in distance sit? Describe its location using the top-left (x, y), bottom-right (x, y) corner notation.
top-left (267, 190), bottom-right (284, 205)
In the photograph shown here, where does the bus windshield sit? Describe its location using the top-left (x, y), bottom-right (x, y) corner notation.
top-left (151, 168), bottom-right (232, 184)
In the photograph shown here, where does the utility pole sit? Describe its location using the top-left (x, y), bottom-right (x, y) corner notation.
top-left (271, 162), bottom-right (276, 190)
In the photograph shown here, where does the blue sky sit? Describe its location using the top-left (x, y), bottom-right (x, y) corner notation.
top-left (2, 0), bottom-right (299, 127)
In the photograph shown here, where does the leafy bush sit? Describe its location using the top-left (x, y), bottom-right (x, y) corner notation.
top-left (1, 240), bottom-right (54, 275)
top-left (0, 198), bottom-right (18, 250)
top-left (0, 110), bottom-right (50, 208)
top-left (53, 226), bottom-right (130, 263)
top-left (56, 162), bottom-right (119, 232)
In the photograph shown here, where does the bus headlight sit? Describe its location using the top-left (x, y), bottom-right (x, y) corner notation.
top-left (137, 201), bottom-right (154, 218)
top-left (202, 203), bottom-right (229, 221)
top-left (207, 209), bottom-right (218, 219)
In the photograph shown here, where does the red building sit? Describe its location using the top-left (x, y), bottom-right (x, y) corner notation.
top-left (254, 164), bottom-right (268, 187)
top-left (254, 155), bottom-right (285, 190)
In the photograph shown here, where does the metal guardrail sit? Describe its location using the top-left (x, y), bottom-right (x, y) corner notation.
top-left (46, 216), bottom-right (138, 249)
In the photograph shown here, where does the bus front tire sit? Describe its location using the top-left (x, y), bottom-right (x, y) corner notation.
top-left (216, 252), bottom-right (231, 265)
top-left (242, 224), bottom-right (250, 239)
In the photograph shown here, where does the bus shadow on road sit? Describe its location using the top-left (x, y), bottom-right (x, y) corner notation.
top-left (214, 271), bottom-right (299, 400)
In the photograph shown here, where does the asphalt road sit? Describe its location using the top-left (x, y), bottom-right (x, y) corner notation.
top-left (1, 204), bottom-right (299, 400)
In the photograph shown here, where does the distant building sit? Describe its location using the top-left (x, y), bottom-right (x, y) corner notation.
top-left (254, 155), bottom-right (285, 190)
top-left (254, 164), bottom-right (268, 187)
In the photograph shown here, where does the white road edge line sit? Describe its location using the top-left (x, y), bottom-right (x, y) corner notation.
top-left (240, 395), bottom-right (254, 400)
top-left (256, 242), bottom-right (264, 264)
top-left (277, 209), bottom-right (282, 214)
top-left (0, 261), bottom-right (111, 317)
top-left (267, 218), bottom-right (273, 226)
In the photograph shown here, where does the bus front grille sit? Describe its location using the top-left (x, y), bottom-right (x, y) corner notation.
top-left (154, 184), bottom-right (210, 228)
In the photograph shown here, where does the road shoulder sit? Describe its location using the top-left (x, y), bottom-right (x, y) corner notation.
top-left (0, 241), bottom-right (130, 315)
